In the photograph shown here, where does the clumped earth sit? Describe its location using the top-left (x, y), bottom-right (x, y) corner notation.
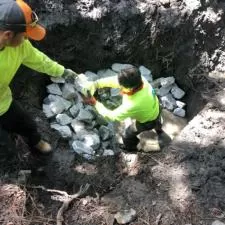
top-left (1, 0), bottom-right (225, 224)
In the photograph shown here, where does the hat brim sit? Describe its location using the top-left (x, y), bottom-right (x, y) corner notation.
top-left (26, 24), bottom-right (46, 41)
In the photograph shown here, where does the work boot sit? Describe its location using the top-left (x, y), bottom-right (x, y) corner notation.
top-left (34, 140), bottom-right (52, 154)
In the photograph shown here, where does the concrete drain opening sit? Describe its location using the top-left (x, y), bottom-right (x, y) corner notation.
top-left (42, 63), bottom-right (188, 158)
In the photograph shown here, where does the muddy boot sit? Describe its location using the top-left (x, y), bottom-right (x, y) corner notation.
top-left (34, 140), bottom-right (52, 155)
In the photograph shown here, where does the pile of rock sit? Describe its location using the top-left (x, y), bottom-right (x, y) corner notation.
top-left (42, 63), bottom-right (186, 159)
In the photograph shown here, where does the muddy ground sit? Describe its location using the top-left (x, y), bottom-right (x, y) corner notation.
top-left (1, 0), bottom-right (225, 224)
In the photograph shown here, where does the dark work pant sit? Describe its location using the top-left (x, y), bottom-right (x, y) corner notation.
top-left (0, 100), bottom-right (41, 147)
top-left (122, 114), bottom-right (162, 151)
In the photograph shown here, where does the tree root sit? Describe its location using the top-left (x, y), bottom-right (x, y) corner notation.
top-left (30, 184), bottom-right (90, 225)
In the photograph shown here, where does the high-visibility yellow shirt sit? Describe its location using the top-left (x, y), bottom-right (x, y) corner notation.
top-left (95, 76), bottom-right (160, 123)
top-left (0, 39), bottom-right (64, 116)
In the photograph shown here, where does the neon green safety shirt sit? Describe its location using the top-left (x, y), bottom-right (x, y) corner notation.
top-left (94, 76), bottom-right (160, 123)
top-left (0, 39), bottom-right (64, 116)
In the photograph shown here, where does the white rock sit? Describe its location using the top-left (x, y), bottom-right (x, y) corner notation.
top-left (97, 68), bottom-right (117, 78)
top-left (69, 105), bottom-right (80, 118)
top-left (85, 71), bottom-right (99, 81)
top-left (50, 77), bottom-right (65, 83)
top-left (50, 124), bottom-right (72, 138)
top-left (176, 100), bottom-right (186, 108)
top-left (46, 83), bottom-right (62, 95)
top-left (157, 84), bottom-right (173, 97)
top-left (183, 0), bottom-right (201, 11)
top-left (160, 76), bottom-right (175, 87)
top-left (77, 108), bottom-right (94, 124)
top-left (212, 220), bottom-right (225, 225)
top-left (56, 114), bottom-right (73, 125)
top-left (72, 140), bottom-right (95, 156)
top-left (114, 208), bottom-right (136, 224)
top-left (103, 149), bottom-right (114, 156)
top-left (82, 132), bottom-right (100, 150)
top-left (71, 119), bottom-right (86, 133)
top-left (171, 84), bottom-right (185, 99)
top-left (42, 104), bottom-right (55, 118)
top-left (111, 63), bottom-right (133, 73)
top-left (139, 65), bottom-right (153, 82)
top-left (121, 152), bottom-right (138, 167)
top-left (62, 83), bottom-right (77, 100)
top-left (161, 94), bottom-right (177, 111)
top-left (173, 108), bottom-right (186, 117)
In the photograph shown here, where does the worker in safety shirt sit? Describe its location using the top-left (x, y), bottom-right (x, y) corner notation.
top-left (82, 66), bottom-right (163, 151)
top-left (0, 0), bottom-right (78, 154)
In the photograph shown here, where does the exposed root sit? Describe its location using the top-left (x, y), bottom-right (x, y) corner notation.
top-left (30, 184), bottom-right (90, 225)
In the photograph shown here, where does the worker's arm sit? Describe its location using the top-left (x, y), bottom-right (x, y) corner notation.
top-left (83, 76), bottom-right (120, 95)
top-left (95, 76), bottom-right (120, 89)
top-left (95, 101), bottom-right (130, 121)
top-left (21, 40), bottom-right (64, 77)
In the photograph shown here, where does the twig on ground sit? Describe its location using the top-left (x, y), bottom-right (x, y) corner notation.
top-left (30, 184), bottom-right (90, 225)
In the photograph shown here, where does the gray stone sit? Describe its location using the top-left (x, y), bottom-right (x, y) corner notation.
top-left (42, 104), bottom-right (55, 118)
top-left (101, 141), bottom-right (111, 149)
top-left (161, 94), bottom-right (177, 111)
top-left (176, 100), bottom-right (186, 108)
top-left (71, 119), bottom-right (86, 133)
top-left (85, 71), bottom-right (99, 81)
top-left (103, 149), bottom-right (114, 156)
top-left (48, 95), bottom-right (72, 114)
top-left (110, 88), bottom-right (120, 97)
top-left (173, 108), bottom-right (186, 117)
top-left (71, 140), bottom-right (95, 156)
top-left (99, 125), bottom-right (112, 141)
top-left (139, 65), bottom-right (153, 82)
top-left (171, 84), bottom-right (185, 99)
top-left (77, 108), bottom-right (94, 124)
top-left (157, 84), bottom-right (173, 97)
top-left (151, 78), bottom-right (162, 89)
top-left (114, 208), bottom-right (136, 224)
top-left (50, 123), bottom-right (72, 138)
top-left (56, 113), bottom-right (73, 125)
top-left (111, 63), bottom-right (133, 73)
top-left (62, 83), bottom-right (77, 100)
top-left (69, 105), bottom-right (80, 118)
top-left (212, 221), bottom-right (225, 225)
top-left (84, 105), bottom-right (97, 118)
top-left (50, 76), bottom-right (65, 84)
top-left (97, 68), bottom-right (117, 78)
top-left (160, 76), bottom-right (175, 87)
top-left (46, 83), bottom-right (62, 95)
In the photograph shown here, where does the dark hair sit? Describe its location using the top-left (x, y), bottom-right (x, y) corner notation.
top-left (118, 66), bottom-right (142, 89)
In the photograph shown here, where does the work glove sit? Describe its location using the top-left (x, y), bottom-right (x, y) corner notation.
top-left (62, 68), bottom-right (78, 80)
top-left (82, 95), bottom-right (97, 106)
top-left (82, 80), bottom-right (98, 96)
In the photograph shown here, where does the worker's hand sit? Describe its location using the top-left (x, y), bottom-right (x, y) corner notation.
top-left (82, 81), bottom-right (98, 96)
top-left (82, 95), bottom-right (97, 106)
top-left (62, 69), bottom-right (78, 79)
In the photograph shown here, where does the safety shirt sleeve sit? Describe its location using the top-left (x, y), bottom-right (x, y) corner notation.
top-left (96, 76), bottom-right (120, 89)
top-left (95, 101), bottom-right (130, 122)
top-left (21, 40), bottom-right (64, 77)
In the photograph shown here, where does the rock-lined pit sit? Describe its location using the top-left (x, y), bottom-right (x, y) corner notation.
top-left (1, 0), bottom-right (225, 224)
top-left (43, 63), bottom-right (188, 157)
